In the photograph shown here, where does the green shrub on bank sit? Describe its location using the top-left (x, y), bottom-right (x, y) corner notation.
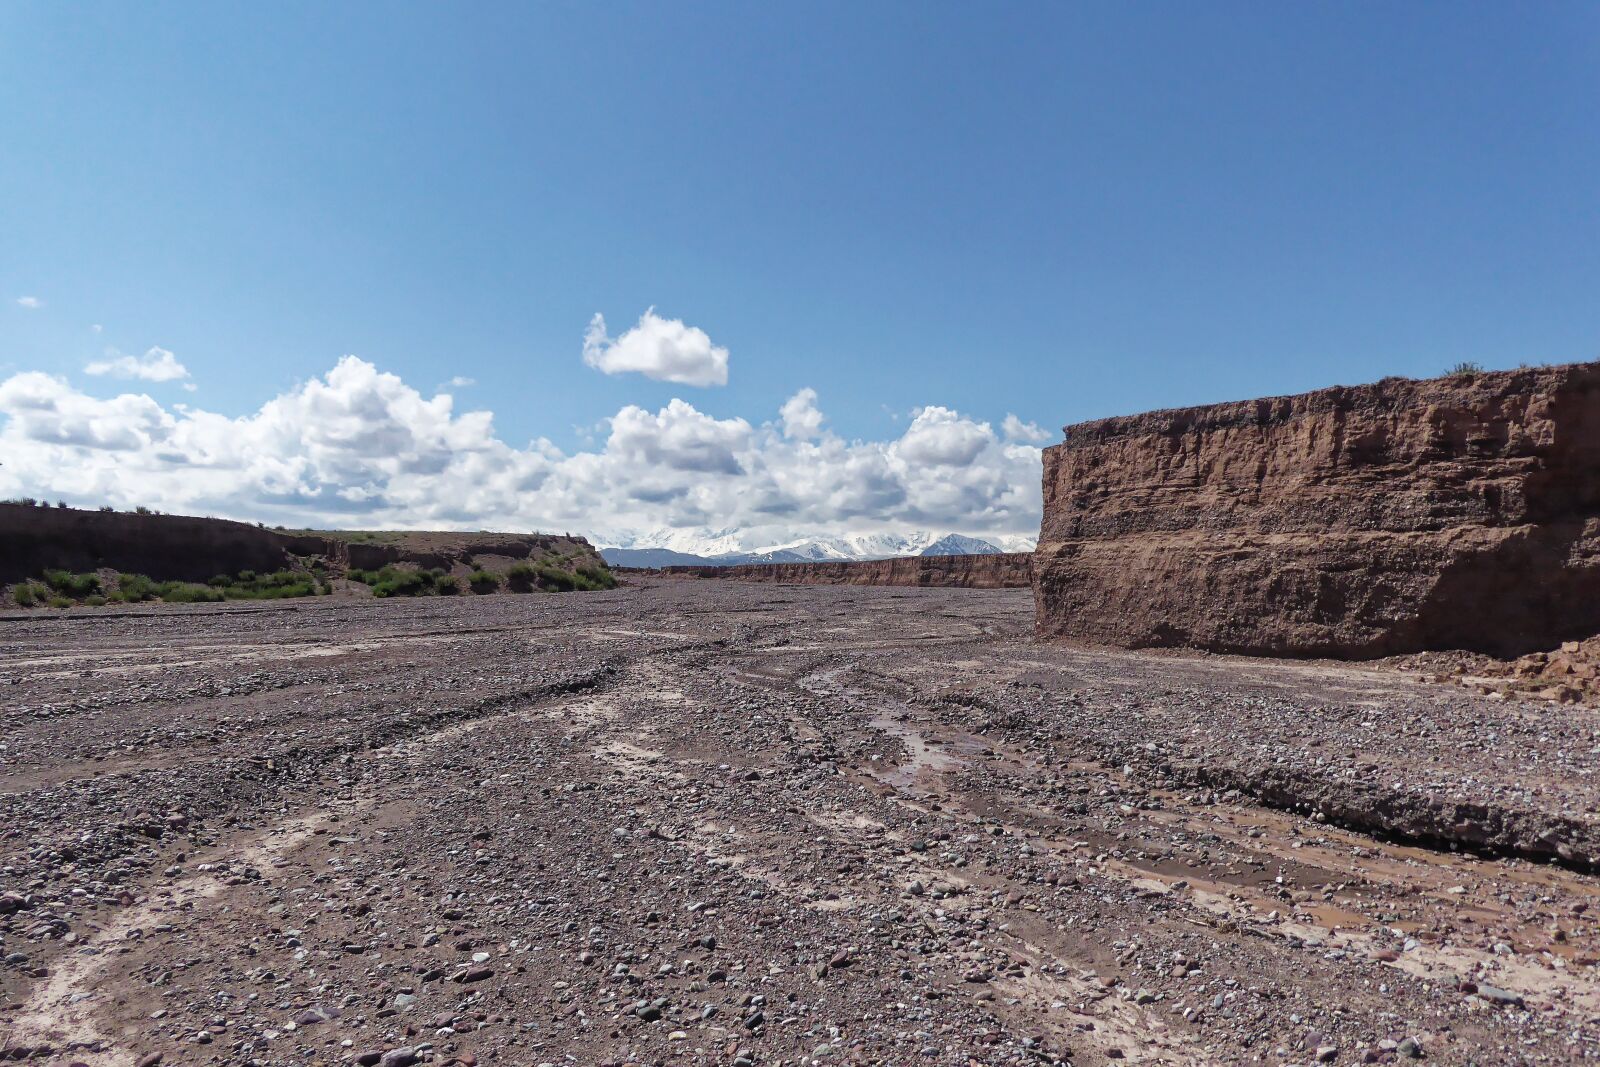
top-left (497, 560), bottom-right (616, 593)
top-left (356, 565), bottom-right (442, 598)
top-left (346, 558), bottom-right (616, 597)
top-left (43, 570), bottom-right (101, 597)
top-left (574, 563), bottom-right (618, 590)
top-left (222, 569), bottom-right (317, 599)
top-left (504, 562), bottom-right (538, 592)
top-left (115, 573), bottom-right (159, 602)
top-left (159, 582), bottom-right (225, 603)
top-left (9, 556), bottom-right (641, 607)
top-left (110, 569), bottom-right (316, 603)
top-left (371, 572), bottom-right (427, 597)
top-left (534, 564), bottom-right (577, 592)
top-left (16, 566), bottom-right (322, 608)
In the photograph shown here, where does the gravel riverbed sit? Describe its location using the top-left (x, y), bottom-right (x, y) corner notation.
top-left (2, 581), bottom-right (1598, 1066)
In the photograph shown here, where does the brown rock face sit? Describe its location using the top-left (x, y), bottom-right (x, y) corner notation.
top-left (1034, 362), bottom-right (1600, 658)
top-left (660, 553), bottom-right (1033, 589)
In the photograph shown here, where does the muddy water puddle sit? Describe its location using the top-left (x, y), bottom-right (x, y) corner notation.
top-left (796, 662), bottom-right (993, 792)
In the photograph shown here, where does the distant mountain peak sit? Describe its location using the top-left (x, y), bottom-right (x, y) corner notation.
top-left (920, 534), bottom-right (1003, 556)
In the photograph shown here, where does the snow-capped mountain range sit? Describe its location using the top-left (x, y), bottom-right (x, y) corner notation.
top-left (595, 528), bottom-right (1036, 567)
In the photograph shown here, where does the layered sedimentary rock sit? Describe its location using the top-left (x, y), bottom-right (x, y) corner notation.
top-left (1034, 362), bottom-right (1600, 658)
top-left (661, 553), bottom-right (1033, 589)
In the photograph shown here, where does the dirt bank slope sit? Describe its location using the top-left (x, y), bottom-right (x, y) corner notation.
top-left (0, 503), bottom-right (601, 583)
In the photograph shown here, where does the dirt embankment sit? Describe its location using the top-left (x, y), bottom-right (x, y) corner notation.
top-left (0, 504), bottom-right (602, 584)
top-left (0, 505), bottom-right (298, 583)
top-left (314, 530), bottom-right (599, 575)
top-left (656, 552), bottom-right (1033, 588)
top-left (1035, 361), bottom-right (1600, 658)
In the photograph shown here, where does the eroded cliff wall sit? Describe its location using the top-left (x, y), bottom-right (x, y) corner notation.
top-left (1034, 363), bottom-right (1600, 658)
top-left (662, 553), bottom-right (1033, 588)
top-left (0, 505), bottom-right (299, 583)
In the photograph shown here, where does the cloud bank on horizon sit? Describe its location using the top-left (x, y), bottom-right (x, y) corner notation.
top-left (0, 309), bottom-right (1047, 546)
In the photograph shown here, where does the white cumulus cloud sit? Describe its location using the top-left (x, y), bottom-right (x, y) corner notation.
top-left (1002, 413), bottom-right (1052, 443)
top-left (85, 346), bottom-right (191, 383)
top-left (897, 406), bottom-right (993, 467)
top-left (583, 308), bottom-right (729, 387)
top-left (16, 296), bottom-right (42, 309)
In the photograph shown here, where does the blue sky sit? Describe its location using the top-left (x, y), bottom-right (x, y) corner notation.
top-left (2, 3), bottom-right (1597, 544)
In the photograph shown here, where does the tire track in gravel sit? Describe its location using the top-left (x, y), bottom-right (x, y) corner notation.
top-left (746, 654), bottom-right (1558, 1062)
top-left (600, 654), bottom-right (1199, 1064)
top-left (2, 657), bottom-right (666, 1065)
top-left (787, 662), bottom-right (1197, 1064)
top-left (3, 806), bottom-right (343, 1065)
